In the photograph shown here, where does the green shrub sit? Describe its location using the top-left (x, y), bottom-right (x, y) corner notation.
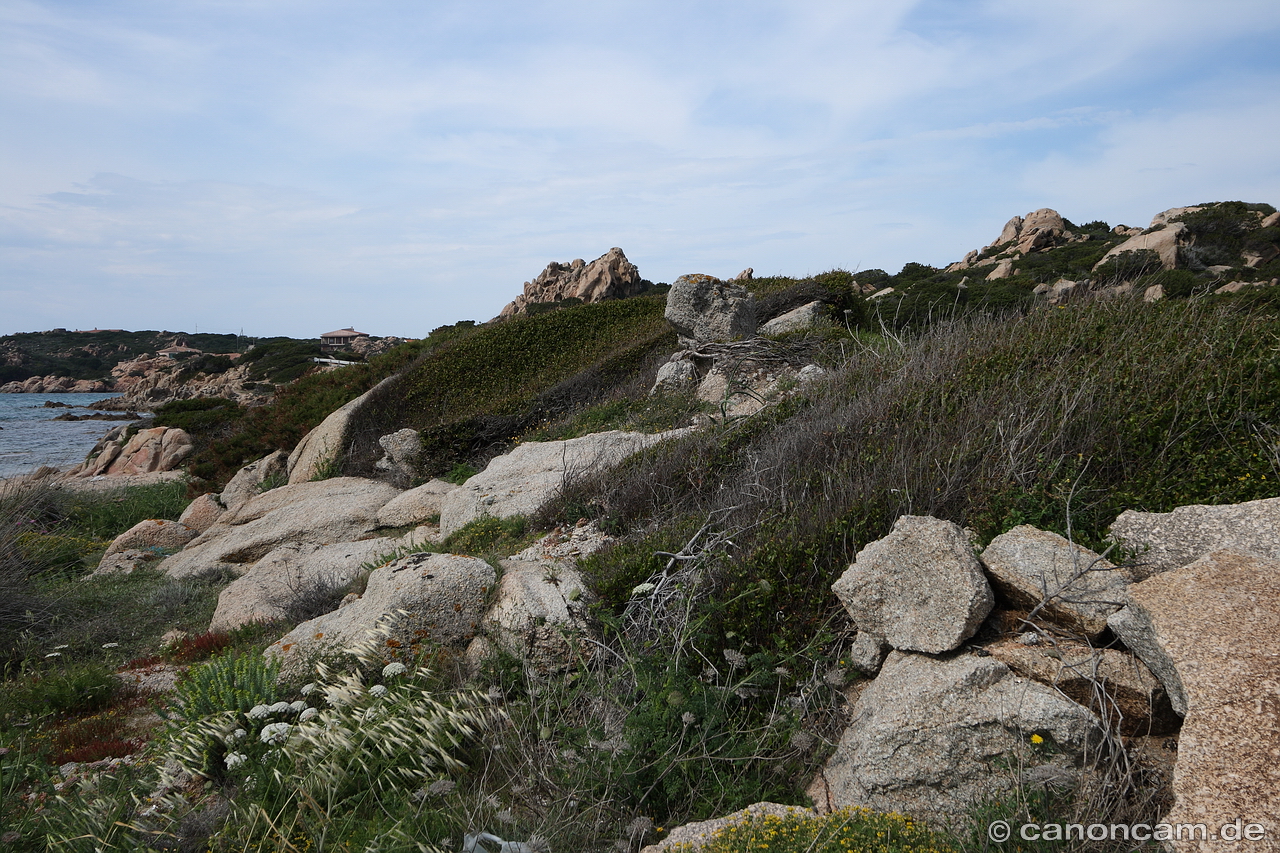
top-left (167, 651), bottom-right (281, 723)
top-left (666, 805), bottom-right (958, 853)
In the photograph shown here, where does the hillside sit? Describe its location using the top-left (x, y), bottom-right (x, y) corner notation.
top-left (4, 200), bottom-right (1280, 852)
top-left (0, 329), bottom-right (247, 385)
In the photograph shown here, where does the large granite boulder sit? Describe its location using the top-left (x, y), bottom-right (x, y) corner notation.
top-left (810, 652), bottom-right (1103, 827)
top-left (758, 301), bottom-right (828, 336)
top-left (1094, 223), bottom-right (1187, 272)
top-left (265, 552), bottom-right (495, 679)
top-left (499, 247), bottom-right (646, 317)
top-left (102, 519), bottom-right (199, 559)
top-left (664, 274), bottom-right (757, 347)
top-left (287, 376), bottom-right (397, 484)
top-left (831, 515), bottom-right (993, 654)
top-left (439, 430), bottom-right (683, 537)
top-left (79, 426), bottom-right (193, 477)
top-left (483, 558), bottom-right (597, 673)
top-left (1109, 496), bottom-right (1280, 577)
top-left (980, 525), bottom-right (1129, 637)
top-left (208, 537), bottom-right (399, 633)
top-left (159, 477), bottom-right (401, 578)
top-left (178, 492), bottom-right (226, 534)
top-left (220, 450), bottom-right (288, 513)
top-left (1106, 549), bottom-right (1280, 850)
top-left (377, 478), bottom-right (457, 528)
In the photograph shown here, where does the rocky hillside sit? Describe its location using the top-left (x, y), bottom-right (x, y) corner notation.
top-left (5, 200), bottom-right (1280, 853)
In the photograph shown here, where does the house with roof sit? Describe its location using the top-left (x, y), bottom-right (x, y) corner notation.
top-left (319, 327), bottom-right (368, 351)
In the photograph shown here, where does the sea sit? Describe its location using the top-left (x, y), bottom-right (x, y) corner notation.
top-left (0, 393), bottom-right (143, 479)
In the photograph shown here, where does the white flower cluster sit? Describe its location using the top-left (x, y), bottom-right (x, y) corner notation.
top-left (224, 751), bottom-right (248, 770)
top-left (382, 662), bottom-right (407, 678)
top-left (260, 722), bottom-right (291, 745)
top-left (630, 582), bottom-right (656, 596)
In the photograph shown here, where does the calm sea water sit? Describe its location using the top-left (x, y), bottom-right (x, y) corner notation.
top-left (0, 393), bottom-right (137, 478)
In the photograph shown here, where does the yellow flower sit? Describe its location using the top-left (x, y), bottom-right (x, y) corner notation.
top-left (1030, 733), bottom-right (1044, 744)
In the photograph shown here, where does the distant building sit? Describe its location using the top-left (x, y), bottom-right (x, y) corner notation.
top-left (320, 327), bottom-right (367, 351)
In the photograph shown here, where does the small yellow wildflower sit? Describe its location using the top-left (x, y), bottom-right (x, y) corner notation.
top-left (1030, 733), bottom-right (1044, 744)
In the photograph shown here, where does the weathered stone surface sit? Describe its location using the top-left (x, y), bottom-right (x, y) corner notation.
top-left (980, 525), bottom-right (1128, 637)
top-left (159, 477), bottom-right (401, 578)
top-left (985, 639), bottom-right (1178, 735)
top-left (103, 519), bottom-right (199, 558)
top-left (374, 428), bottom-right (421, 482)
top-left (733, 268), bottom-right (754, 281)
top-left (178, 492), bottom-right (226, 534)
top-left (758, 301), bottom-right (828, 335)
top-left (265, 552), bottom-right (496, 679)
top-left (208, 537), bottom-right (398, 633)
top-left (486, 558), bottom-right (597, 673)
top-left (664, 274), bottom-right (757, 347)
top-left (1108, 550), bottom-right (1280, 850)
top-left (287, 376), bottom-right (397, 485)
top-left (638, 803), bottom-right (815, 853)
top-left (1109, 496), bottom-right (1280, 577)
top-left (512, 520), bottom-right (614, 564)
top-left (1094, 222), bottom-right (1187, 272)
top-left (221, 450), bottom-right (288, 513)
top-left (811, 652), bottom-right (1103, 827)
top-left (78, 426), bottom-right (193, 477)
top-left (376, 478), bottom-right (456, 528)
top-left (1106, 605), bottom-right (1187, 716)
top-left (439, 430), bottom-right (682, 537)
top-left (831, 516), bottom-right (994, 654)
top-left (499, 247), bottom-right (646, 317)
top-left (846, 632), bottom-right (889, 675)
top-left (85, 548), bottom-right (158, 578)
top-left (986, 258), bottom-right (1015, 280)
top-left (649, 356), bottom-right (699, 395)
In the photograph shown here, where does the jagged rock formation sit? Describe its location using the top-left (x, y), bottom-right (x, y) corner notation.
top-left (0, 375), bottom-right (111, 393)
top-left (947, 208), bottom-right (1084, 277)
top-left (75, 425), bottom-right (194, 477)
top-left (498, 247), bottom-right (648, 318)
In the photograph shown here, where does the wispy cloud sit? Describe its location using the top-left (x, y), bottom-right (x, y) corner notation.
top-left (2, 1), bottom-right (1279, 336)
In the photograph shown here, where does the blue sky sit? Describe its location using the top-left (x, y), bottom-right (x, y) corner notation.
top-left (3, 1), bottom-right (1280, 339)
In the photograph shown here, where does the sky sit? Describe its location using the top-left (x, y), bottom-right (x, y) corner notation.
top-left (3, 1), bottom-right (1280, 339)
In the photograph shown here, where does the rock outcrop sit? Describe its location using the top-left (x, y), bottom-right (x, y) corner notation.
top-left (831, 516), bottom-right (993, 654)
top-left (76, 426), bottom-right (194, 477)
top-left (664, 274), bottom-right (757, 347)
top-left (287, 376), bottom-right (397, 484)
top-left (439, 430), bottom-right (684, 537)
top-left (1094, 223), bottom-right (1187, 272)
top-left (376, 478), bottom-right (457, 528)
top-left (265, 552), bottom-right (496, 679)
top-left (811, 651), bottom-right (1103, 827)
top-left (220, 451), bottom-right (289, 513)
top-left (1107, 550), bottom-right (1280, 849)
top-left (757, 301), bottom-right (828, 336)
top-left (102, 519), bottom-right (199, 559)
top-left (499, 248), bottom-right (647, 318)
top-left (1109, 496), bottom-right (1280, 577)
top-left (159, 477), bottom-right (401, 578)
top-left (980, 525), bottom-right (1129, 638)
top-left (947, 208), bottom-right (1079, 274)
top-left (481, 558), bottom-right (596, 673)
top-left (0, 375), bottom-right (110, 393)
top-left (208, 538), bottom-right (399, 633)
